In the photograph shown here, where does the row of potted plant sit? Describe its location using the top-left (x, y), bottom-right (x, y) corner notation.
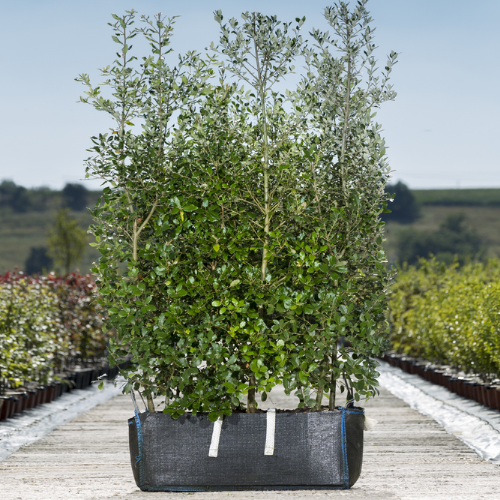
top-left (388, 258), bottom-right (500, 379)
top-left (0, 270), bottom-right (112, 399)
top-left (382, 352), bottom-right (500, 411)
top-left (0, 363), bottom-right (123, 421)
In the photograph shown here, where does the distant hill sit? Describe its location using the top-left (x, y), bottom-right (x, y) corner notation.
top-left (0, 179), bottom-right (101, 213)
top-left (0, 180), bottom-right (102, 274)
top-left (412, 188), bottom-right (500, 206)
top-left (0, 208), bottom-right (100, 275)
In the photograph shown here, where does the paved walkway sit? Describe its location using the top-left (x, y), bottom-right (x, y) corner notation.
top-left (1, 387), bottom-right (499, 500)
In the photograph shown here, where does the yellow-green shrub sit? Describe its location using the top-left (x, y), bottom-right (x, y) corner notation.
top-left (0, 276), bottom-right (61, 387)
top-left (389, 259), bottom-right (500, 378)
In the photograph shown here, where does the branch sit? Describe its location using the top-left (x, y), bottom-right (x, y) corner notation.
top-left (132, 197), bottom-right (159, 261)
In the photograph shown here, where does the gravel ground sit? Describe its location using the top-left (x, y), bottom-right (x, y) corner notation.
top-left (0, 384), bottom-right (499, 500)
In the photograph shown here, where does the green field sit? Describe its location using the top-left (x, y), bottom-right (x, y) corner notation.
top-left (412, 188), bottom-right (500, 206)
top-left (383, 205), bottom-right (500, 263)
top-left (0, 209), bottom-right (100, 274)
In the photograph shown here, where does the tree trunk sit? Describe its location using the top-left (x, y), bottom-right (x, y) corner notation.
top-left (315, 360), bottom-right (328, 411)
top-left (329, 375), bottom-right (336, 411)
top-left (146, 393), bottom-right (155, 413)
top-left (329, 349), bottom-right (338, 411)
top-left (247, 375), bottom-right (256, 413)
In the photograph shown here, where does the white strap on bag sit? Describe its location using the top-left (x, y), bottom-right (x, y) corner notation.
top-left (209, 416), bottom-right (223, 457)
top-left (264, 409), bottom-right (276, 455)
top-left (364, 415), bottom-right (378, 431)
top-left (208, 409), bottom-right (277, 457)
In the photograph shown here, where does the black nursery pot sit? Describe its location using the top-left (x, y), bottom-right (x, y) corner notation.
top-left (55, 382), bottom-right (63, 399)
top-left (26, 389), bottom-right (37, 409)
top-left (63, 374), bottom-right (76, 393)
top-left (0, 396), bottom-right (11, 420)
top-left (129, 407), bottom-right (364, 492)
top-left (9, 396), bottom-right (20, 416)
top-left (35, 386), bottom-right (46, 405)
top-left (75, 371), bottom-right (85, 390)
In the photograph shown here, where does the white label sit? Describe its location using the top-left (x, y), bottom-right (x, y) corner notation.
top-left (264, 409), bottom-right (276, 455)
top-left (208, 416), bottom-right (223, 457)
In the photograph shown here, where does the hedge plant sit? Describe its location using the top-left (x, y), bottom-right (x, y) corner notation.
top-left (80, 0), bottom-right (397, 420)
top-left (0, 271), bottom-right (109, 391)
top-left (0, 273), bottom-right (59, 388)
top-left (388, 258), bottom-right (500, 380)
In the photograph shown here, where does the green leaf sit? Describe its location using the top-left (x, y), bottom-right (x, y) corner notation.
top-left (223, 382), bottom-right (235, 393)
top-left (208, 412), bottom-right (220, 422)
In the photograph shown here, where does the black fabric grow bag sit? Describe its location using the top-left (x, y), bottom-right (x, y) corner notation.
top-left (128, 406), bottom-right (364, 491)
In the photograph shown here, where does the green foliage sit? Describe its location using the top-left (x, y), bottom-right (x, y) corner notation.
top-left (396, 213), bottom-right (484, 265)
top-left (81, 2), bottom-right (396, 419)
top-left (48, 273), bottom-right (109, 362)
top-left (0, 180), bottom-right (33, 213)
top-left (388, 259), bottom-right (500, 380)
top-left (0, 274), bottom-right (60, 387)
top-left (0, 272), bottom-right (109, 390)
top-left (383, 181), bottom-right (419, 224)
top-left (62, 184), bottom-right (89, 211)
top-left (47, 208), bottom-right (88, 274)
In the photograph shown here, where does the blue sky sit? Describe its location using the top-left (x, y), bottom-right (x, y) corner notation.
top-left (0, 0), bottom-right (498, 190)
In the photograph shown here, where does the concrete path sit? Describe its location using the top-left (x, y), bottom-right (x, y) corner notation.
top-left (1, 387), bottom-right (499, 500)
top-left (0, 380), bottom-right (122, 462)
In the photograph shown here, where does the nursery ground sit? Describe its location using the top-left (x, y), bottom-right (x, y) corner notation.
top-left (0, 387), bottom-right (499, 500)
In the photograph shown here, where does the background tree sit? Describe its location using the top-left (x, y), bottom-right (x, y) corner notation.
top-left (47, 208), bottom-right (87, 274)
top-left (62, 183), bottom-right (88, 211)
top-left (0, 179), bottom-right (100, 212)
top-left (383, 181), bottom-right (419, 223)
top-left (0, 180), bottom-right (32, 212)
top-left (24, 246), bottom-right (53, 274)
